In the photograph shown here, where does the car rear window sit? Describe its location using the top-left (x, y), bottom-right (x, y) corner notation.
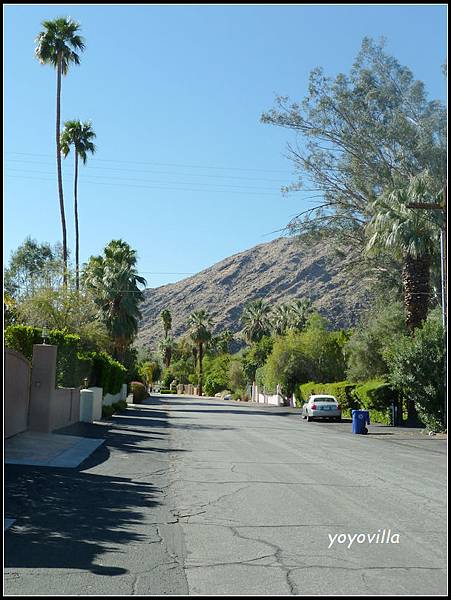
top-left (313, 398), bottom-right (336, 403)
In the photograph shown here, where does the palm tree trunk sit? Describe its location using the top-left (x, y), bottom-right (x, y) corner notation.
top-left (56, 54), bottom-right (68, 286)
top-left (402, 254), bottom-right (431, 331)
top-left (198, 342), bottom-right (203, 397)
top-left (74, 151), bottom-right (79, 290)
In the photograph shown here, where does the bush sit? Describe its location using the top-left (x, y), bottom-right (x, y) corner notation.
top-left (261, 323), bottom-right (346, 396)
top-left (4, 324), bottom-right (126, 392)
top-left (160, 389), bottom-right (173, 394)
top-left (345, 301), bottom-right (406, 381)
top-left (5, 324), bottom-right (91, 387)
top-left (296, 381), bottom-right (359, 417)
top-left (384, 313), bottom-right (445, 432)
top-left (295, 379), bottom-right (397, 423)
top-left (129, 381), bottom-right (148, 404)
top-left (161, 368), bottom-right (174, 388)
top-left (228, 360), bottom-right (246, 392)
top-left (102, 405), bottom-right (115, 418)
top-left (353, 380), bottom-right (397, 425)
top-left (89, 351), bottom-right (127, 395)
top-left (112, 400), bottom-right (128, 412)
top-left (241, 336), bottom-right (274, 381)
top-left (203, 355), bottom-right (231, 396)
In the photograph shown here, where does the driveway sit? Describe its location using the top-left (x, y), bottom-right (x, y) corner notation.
top-left (4, 395), bottom-right (447, 595)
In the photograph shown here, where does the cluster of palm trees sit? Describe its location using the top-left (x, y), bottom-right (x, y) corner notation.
top-left (241, 298), bottom-right (313, 344)
top-left (35, 17), bottom-right (96, 289)
top-left (83, 240), bottom-right (146, 361)
top-left (157, 308), bottom-right (218, 397)
top-left (155, 300), bottom-right (312, 396)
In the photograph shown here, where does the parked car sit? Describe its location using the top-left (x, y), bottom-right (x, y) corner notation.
top-left (301, 395), bottom-right (341, 422)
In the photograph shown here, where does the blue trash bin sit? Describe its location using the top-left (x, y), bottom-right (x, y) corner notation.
top-left (352, 410), bottom-right (370, 434)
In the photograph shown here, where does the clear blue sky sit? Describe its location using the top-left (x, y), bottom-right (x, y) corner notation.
top-left (4, 4), bottom-right (447, 288)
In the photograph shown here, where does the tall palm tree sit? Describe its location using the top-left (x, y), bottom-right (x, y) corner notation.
top-left (160, 309), bottom-right (172, 338)
top-left (366, 172), bottom-right (442, 331)
top-left (60, 120), bottom-right (96, 290)
top-left (241, 299), bottom-right (272, 344)
top-left (188, 310), bottom-right (212, 396)
top-left (83, 240), bottom-right (147, 361)
top-left (159, 336), bottom-right (175, 369)
top-left (35, 17), bottom-right (85, 286)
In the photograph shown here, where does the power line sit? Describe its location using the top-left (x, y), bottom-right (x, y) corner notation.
top-left (4, 166), bottom-right (282, 192)
top-left (5, 158), bottom-right (287, 184)
top-left (5, 151), bottom-right (292, 174)
top-left (4, 173), bottom-right (284, 196)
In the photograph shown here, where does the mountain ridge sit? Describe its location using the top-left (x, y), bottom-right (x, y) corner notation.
top-left (137, 236), bottom-right (371, 348)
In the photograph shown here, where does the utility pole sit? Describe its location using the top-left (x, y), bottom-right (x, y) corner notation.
top-left (407, 184), bottom-right (447, 428)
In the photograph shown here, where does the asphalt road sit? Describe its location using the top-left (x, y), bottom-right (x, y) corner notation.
top-left (4, 395), bottom-right (447, 596)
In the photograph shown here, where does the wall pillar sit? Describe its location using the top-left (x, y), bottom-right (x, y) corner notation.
top-left (28, 344), bottom-right (57, 433)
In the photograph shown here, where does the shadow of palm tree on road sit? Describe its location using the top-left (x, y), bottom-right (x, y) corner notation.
top-left (4, 466), bottom-right (159, 575)
top-left (4, 401), bottom-right (182, 576)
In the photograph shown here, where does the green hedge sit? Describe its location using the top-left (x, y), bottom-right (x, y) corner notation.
top-left (160, 389), bottom-right (174, 394)
top-left (295, 381), bottom-right (359, 417)
top-left (352, 380), bottom-right (397, 426)
top-left (88, 351), bottom-right (126, 395)
top-left (295, 379), bottom-right (397, 424)
top-left (5, 324), bottom-right (126, 392)
top-left (5, 324), bottom-right (90, 387)
top-left (102, 400), bottom-right (128, 419)
top-left (102, 405), bottom-right (115, 418)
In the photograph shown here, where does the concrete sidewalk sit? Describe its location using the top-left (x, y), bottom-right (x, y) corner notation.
top-left (5, 431), bottom-right (104, 468)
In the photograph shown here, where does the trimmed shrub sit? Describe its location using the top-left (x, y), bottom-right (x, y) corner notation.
top-left (102, 405), bottom-right (115, 418)
top-left (353, 380), bottom-right (397, 426)
top-left (231, 389), bottom-right (250, 402)
top-left (296, 379), bottom-right (397, 423)
top-left (4, 324), bottom-right (126, 392)
top-left (295, 381), bottom-right (359, 417)
top-left (5, 324), bottom-right (43, 361)
top-left (5, 324), bottom-right (92, 387)
top-left (112, 400), bottom-right (128, 412)
top-left (89, 351), bottom-right (127, 395)
top-left (130, 381), bottom-right (148, 404)
top-left (160, 389), bottom-right (173, 394)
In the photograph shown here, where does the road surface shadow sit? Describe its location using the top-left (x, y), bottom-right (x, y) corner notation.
top-left (4, 401), bottom-right (180, 576)
top-left (4, 466), bottom-right (159, 575)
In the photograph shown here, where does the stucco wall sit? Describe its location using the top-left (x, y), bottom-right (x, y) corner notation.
top-left (103, 384), bottom-right (127, 406)
top-left (4, 349), bottom-right (31, 439)
top-left (51, 388), bottom-right (80, 431)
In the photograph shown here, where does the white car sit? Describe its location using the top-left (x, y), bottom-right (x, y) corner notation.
top-left (302, 395), bottom-right (341, 422)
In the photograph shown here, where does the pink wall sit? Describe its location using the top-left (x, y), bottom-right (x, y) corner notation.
top-left (4, 349), bottom-right (31, 439)
top-left (51, 388), bottom-right (80, 431)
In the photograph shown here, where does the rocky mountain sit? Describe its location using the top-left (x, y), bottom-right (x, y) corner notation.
top-left (137, 236), bottom-right (372, 348)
